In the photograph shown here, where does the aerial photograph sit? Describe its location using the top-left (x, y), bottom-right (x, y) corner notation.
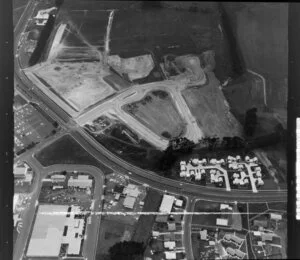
top-left (13, 1), bottom-right (287, 259)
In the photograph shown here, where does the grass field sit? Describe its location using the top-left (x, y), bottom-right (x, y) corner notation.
top-left (95, 218), bottom-right (135, 259)
top-left (132, 189), bottom-right (162, 244)
top-left (95, 134), bottom-right (163, 171)
top-left (35, 134), bottom-right (112, 173)
top-left (123, 90), bottom-right (186, 139)
top-left (14, 94), bottom-right (27, 110)
top-left (182, 71), bottom-right (242, 138)
top-left (192, 200), bottom-right (221, 226)
top-left (34, 61), bottom-right (115, 112)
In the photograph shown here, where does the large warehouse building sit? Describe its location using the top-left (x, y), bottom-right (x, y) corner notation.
top-left (26, 204), bottom-right (86, 257)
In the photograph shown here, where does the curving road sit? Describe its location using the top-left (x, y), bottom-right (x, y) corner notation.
top-left (13, 155), bottom-right (105, 260)
top-left (14, 2), bottom-right (287, 260)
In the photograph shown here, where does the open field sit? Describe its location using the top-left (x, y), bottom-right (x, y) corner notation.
top-left (32, 61), bottom-right (115, 112)
top-left (13, 0), bottom-right (29, 27)
top-left (14, 94), bottom-right (28, 110)
top-left (228, 3), bottom-right (288, 109)
top-left (95, 134), bottom-right (163, 171)
top-left (123, 90), bottom-right (186, 139)
top-left (132, 189), bottom-right (162, 244)
top-left (182, 71), bottom-right (242, 138)
top-left (35, 134), bottom-right (112, 173)
top-left (96, 218), bottom-right (135, 259)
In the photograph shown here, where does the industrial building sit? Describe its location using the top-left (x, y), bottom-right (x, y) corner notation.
top-left (159, 195), bottom-right (175, 214)
top-left (26, 204), bottom-right (86, 258)
top-left (68, 176), bottom-right (92, 189)
top-left (14, 163), bottom-right (33, 184)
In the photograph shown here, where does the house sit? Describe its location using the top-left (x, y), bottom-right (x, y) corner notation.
top-left (209, 241), bottom-right (215, 246)
top-left (261, 232), bottom-right (274, 242)
top-left (226, 247), bottom-right (235, 256)
top-left (235, 249), bottom-right (246, 258)
top-left (216, 218), bottom-right (228, 226)
top-left (257, 241), bottom-right (266, 246)
top-left (220, 204), bottom-right (233, 211)
top-left (270, 213), bottom-right (282, 221)
top-left (231, 235), bottom-right (243, 245)
top-left (51, 174), bottom-right (66, 182)
top-left (168, 222), bottom-right (176, 231)
top-left (165, 251), bottom-right (176, 260)
top-left (123, 184), bottom-right (140, 198)
top-left (200, 229), bottom-right (207, 240)
top-left (164, 241), bottom-right (176, 250)
top-left (114, 193), bottom-right (120, 201)
top-left (123, 196), bottom-right (136, 209)
top-left (68, 177), bottom-right (92, 189)
top-left (253, 220), bottom-right (268, 228)
top-left (152, 231), bottom-right (159, 237)
top-left (245, 156), bottom-right (250, 162)
top-left (253, 231), bottom-right (262, 237)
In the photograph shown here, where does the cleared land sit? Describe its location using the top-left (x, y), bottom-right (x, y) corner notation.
top-left (182, 71), bottom-right (242, 138)
top-left (32, 61), bottom-right (115, 112)
top-left (35, 134), bottom-right (112, 173)
top-left (123, 91), bottom-right (186, 139)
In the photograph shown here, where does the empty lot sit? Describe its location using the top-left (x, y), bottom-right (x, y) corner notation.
top-left (182, 71), bottom-right (242, 138)
top-left (123, 90), bottom-right (186, 139)
top-left (33, 61), bottom-right (115, 112)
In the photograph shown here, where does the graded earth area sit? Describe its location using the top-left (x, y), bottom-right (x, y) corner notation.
top-left (27, 61), bottom-right (115, 113)
top-left (182, 71), bottom-right (242, 138)
top-left (123, 91), bottom-right (186, 139)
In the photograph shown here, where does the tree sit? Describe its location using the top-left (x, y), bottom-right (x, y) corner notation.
top-left (109, 241), bottom-right (145, 260)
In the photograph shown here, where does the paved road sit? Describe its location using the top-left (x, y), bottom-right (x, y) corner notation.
top-left (14, 2), bottom-right (288, 259)
top-left (14, 154), bottom-right (105, 260)
top-left (72, 129), bottom-right (287, 202)
top-left (14, 0), bottom-right (287, 203)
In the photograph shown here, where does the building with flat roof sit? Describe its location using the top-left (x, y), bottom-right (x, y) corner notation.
top-left (68, 177), bottom-right (92, 189)
top-left (165, 251), bottom-right (176, 259)
top-left (164, 241), bottom-right (176, 250)
top-left (216, 218), bottom-right (228, 226)
top-left (14, 165), bottom-right (28, 179)
top-left (123, 196), bottom-right (136, 209)
top-left (159, 195), bottom-right (175, 214)
top-left (26, 204), bottom-right (86, 258)
top-left (123, 184), bottom-right (140, 198)
top-left (200, 229), bottom-right (207, 240)
top-left (175, 199), bottom-right (183, 207)
top-left (270, 213), bottom-right (282, 221)
top-left (51, 174), bottom-right (66, 181)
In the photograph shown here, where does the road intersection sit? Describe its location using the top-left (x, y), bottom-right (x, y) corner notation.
top-left (13, 1), bottom-right (287, 259)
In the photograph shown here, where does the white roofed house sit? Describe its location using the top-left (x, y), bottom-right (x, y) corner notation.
top-left (216, 218), bottom-right (228, 226)
top-left (51, 174), bottom-right (66, 182)
top-left (270, 213), bottom-right (282, 221)
top-left (165, 251), bottom-right (176, 259)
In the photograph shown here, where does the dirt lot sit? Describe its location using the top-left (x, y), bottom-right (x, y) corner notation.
top-left (182, 71), bottom-right (242, 138)
top-left (33, 61), bottom-right (115, 112)
top-left (123, 90), bottom-right (186, 139)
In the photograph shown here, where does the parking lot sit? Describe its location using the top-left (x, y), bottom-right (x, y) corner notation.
top-left (14, 104), bottom-right (55, 154)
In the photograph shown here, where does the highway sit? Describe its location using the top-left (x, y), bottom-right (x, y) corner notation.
top-left (14, 1), bottom-right (287, 260)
